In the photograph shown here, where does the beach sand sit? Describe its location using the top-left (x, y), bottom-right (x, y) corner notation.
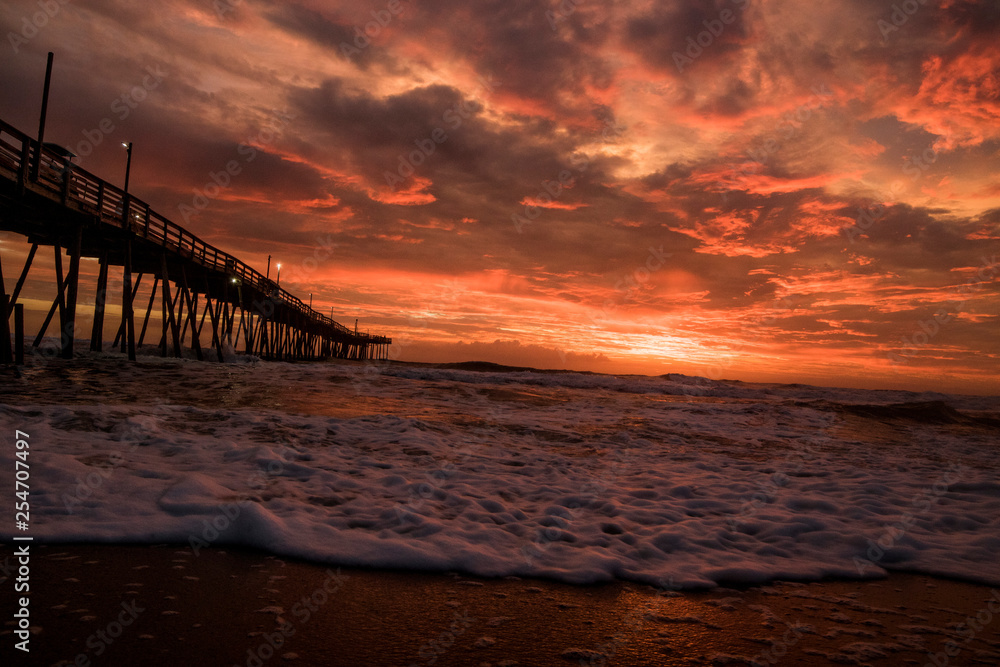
top-left (3, 544), bottom-right (999, 666)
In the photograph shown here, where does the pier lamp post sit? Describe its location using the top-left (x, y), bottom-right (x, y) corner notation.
top-left (266, 254), bottom-right (271, 280)
top-left (276, 263), bottom-right (282, 286)
top-left (122, 142), bottom-right (133, 194)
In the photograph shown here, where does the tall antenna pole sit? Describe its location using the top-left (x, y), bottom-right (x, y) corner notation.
top-left (31, 52), bottom-right (54, 182)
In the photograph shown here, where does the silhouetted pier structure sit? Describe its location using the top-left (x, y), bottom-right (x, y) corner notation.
top-left (0, 116), bottom-right (390, 364)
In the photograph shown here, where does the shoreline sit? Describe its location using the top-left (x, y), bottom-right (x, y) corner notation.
top-left (3, 544), bottom-right (999, 666)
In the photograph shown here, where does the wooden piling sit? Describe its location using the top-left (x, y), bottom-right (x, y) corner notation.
top-left (90, 251), bottom-right (109, 351)
top-left (123, 239), bottom-right (136, 361)
top-left (114, 274), bottom-right (142, 349)
top-left (14, 304), bottom-right (24, 365)
top-left (138, 276), bottom-right (159, 348)
top-left (206, 296), bottom-right (225, 362)
top-left (179, 267), bottom-right (202, 361)
top-left (33, 247), bottom-right (65, 349)
top-left (8, 243), bottom-right (38, 316)
top-left (159, 256), bottom-right (181, 357)
top-left (61, 227), bottom-right (83, 359)
top-left (0, 295), bottom-right (10, 364)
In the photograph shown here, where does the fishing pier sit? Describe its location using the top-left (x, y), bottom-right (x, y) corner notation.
top-left (0, 114), bottom-right (391, 364)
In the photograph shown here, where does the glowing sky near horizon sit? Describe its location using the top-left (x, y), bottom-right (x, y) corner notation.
top-left (1, 0), bottom-right (998, 392)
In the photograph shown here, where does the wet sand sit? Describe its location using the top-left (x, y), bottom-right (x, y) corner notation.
top-left (2, 544), bottom-right (999, 666)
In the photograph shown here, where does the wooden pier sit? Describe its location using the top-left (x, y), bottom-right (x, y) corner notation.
top-left (0, 116), bottom-right (391, 364)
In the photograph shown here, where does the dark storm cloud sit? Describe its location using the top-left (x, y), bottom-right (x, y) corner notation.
top-left (265, 3), bottom-right (355, 50)
top-left (263, 3), bottom-right (390, 70)
top-left (624, 0), bottom-right (752, 72)
top-left (403, 0), bottom-right (616, 119)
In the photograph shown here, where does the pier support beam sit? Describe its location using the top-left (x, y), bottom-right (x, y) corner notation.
top-left (122, 239), bottom-right (136, 361)
top-left (90, 251), bottom-right (109, 351)
top-left (6, 243), bottom-right (38, 317)
top-left (159, 255), bottom-right (181, 357)
top-left (114, 274), bottom-right (142, 350)
top-left (33, 247), bottom-right (66, 348)
top-left (61, 227), bottom-right (83, 359)
top-left (14, 304), bottom-right (24, 365)
top-left (0, 254), bottom-right (9, 363)
top-left (179, 268), bottom-right (202, 361)
top-left (0, 295), bottom-right (10, 364)
top-left (206, 295), bottom-right (225, 362)
top-left (138, 276), bottom-right (159, 348)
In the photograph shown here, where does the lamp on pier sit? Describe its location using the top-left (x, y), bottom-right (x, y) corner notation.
top-left (121, 142), bottom-right (133, 194)
top-left (276, 263), bottom-right (282, 286)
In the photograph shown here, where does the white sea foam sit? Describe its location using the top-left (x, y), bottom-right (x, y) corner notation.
top-left (2, 355), bottom-right (998, 588)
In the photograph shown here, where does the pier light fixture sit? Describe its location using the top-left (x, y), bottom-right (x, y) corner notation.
top-left (122, 142), bottom-right (133, 195)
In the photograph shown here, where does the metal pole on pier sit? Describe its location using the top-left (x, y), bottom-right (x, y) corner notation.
top-left (30, 52), bottom-right (54, 183)
top-left (122, 142), bottom-right (133, 194)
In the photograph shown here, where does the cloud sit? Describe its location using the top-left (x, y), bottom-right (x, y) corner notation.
top-left (1, 0), bottom-right (998, 391)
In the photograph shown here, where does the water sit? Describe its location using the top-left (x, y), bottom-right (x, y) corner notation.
top-left (2, 353), bottom-right (998, 588)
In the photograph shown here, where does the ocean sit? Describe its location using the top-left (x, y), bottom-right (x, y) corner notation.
top-left (2, 353), bottom-right (999, 590)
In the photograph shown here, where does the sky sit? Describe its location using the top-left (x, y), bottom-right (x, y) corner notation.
top-left (1, 0), bottom-right (998, 394)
